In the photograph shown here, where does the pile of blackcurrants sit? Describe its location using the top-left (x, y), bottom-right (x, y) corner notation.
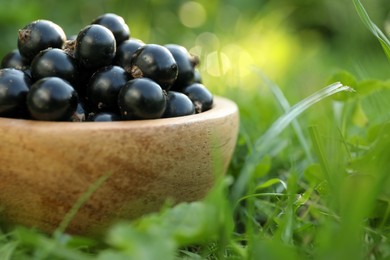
top-left (0, 13), bottom-right (213, 122)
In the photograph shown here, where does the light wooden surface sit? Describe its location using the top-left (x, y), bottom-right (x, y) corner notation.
top-left (0, 96), bottom-right (239, 235)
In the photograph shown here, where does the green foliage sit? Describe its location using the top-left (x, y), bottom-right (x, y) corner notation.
top-left (353, 0), bottom-right (390, 61)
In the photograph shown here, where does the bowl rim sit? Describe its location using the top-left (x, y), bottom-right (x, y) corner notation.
top-left (0, 96), bottom-right (238, 130)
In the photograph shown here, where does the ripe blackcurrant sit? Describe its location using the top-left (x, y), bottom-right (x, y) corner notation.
top-left (30, 48), bottom-right (78, 84)
top-left (1, 49), bottom-right (29, 70)
top-left (193, 69), bottom-right (202, 83)
top-left (27, 77), bottom-right (79, 121)
top-left (118, 78), bottom-right (166, 120)
top-left (163, 91), bottom-right (195, 118)
top-left (86, 65), bottom-right (130, 112)
top-left (114, 38), bottom-right (144, 72)
top-left (130, 44), bottom-right (178, 90)
top-left (165, 44), bottom-right (198, 91)
top-left (75, 24), bottom-right (116, 69)
top-left (3, 12), bottom-right (215, 122)
top-left (183, 83), bottom-right (213, 113)
top-left (0, 68), bottom-right (31, 118)
top-left (18, 20), bottom-right (66, 62)
top-left (92, 13), bottom-right (130, 46)
top-left (87, 112), bottom-right (121, 122)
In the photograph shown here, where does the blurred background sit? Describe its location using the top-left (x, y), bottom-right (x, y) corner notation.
top-left (0, 0), bottom-right (389, 130)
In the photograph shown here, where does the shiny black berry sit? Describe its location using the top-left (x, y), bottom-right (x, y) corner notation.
top-left (0, 68), bottom-right (31, 118)
top-left (165, 44), bottom-right (198, 91)
top-left (193, 69), bottom-right (202, 83)
top-left (23, 68), bottom-right (32, 78)
top-left (73, 67), bottom-right (96, 101)
top-left (1, 49), bottom-right (29, 70)
top-left (118, 78), bottom-right (166, 120)
top-left (183, 83), bottom-right (213, 113)
top-left (130, 44), bottom-right (178, 90)
top-left (75, 24), bottom-right (116, 69)
top-left (27, 77), bottom-right (79, 121)
top-left (163, 91), bottom-right (195, 118)
top-left (114, 38), bottom-right (144, 72)
top-left (87, 65), bottom-right (130, 112)
top-left (18, 20), bottom-right (66, 62)
top-left (92, 13), bottom-right (130, 46)
top-left (30, 48), bottom-right (78, 84)
top-left (87, 112), bottom-right (121, 122)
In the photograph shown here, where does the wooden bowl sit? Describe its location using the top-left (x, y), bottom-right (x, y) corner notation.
top-left (0, 96), bottom-right (239, 236)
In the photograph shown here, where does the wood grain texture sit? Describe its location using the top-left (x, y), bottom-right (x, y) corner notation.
top-left (0, 96), bottom-right (239, 235)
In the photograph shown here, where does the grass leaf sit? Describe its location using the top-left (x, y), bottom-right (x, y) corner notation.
top-left (353, 0), bottom-right (390, 61)
top-left (360, 88), bottom-right (390, 125)
top-left (254, 68), bottom-right (314, 162)
top-left (0, 242), bottom-right (18, 260)
top-left (54, 172), bottom-right (112, 237)
top-left (255, 178), bottom-right (287, 191)
top-left (13, 227), bottom-right (94, 260)
top-left (231, 82), bottom-right (354, 202)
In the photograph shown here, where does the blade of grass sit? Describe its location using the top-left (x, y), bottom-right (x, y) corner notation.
top-left (255, 178), bottom-right (287, 191)
top-left (14, 227), bottom-right (94, 260)
top-left (54, 172), bottom-right (112, 237)
top-left (253, 67), bottom-right (314, 163)
top-left (353, 0), bottom-right (390, 61)
top-left (0, 241), bottom-right (18, 260)
top-left (231, 82), bottom-right (354, 203)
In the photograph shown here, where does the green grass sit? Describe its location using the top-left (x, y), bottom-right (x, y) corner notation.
top-left (1, 0), bottom-right (390, 259)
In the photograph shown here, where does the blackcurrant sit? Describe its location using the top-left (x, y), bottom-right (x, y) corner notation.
top-left (18, 20), bottom-right (66, 62)
top-left (193, 69), bottom-right (202, 83)
top-left (73, 67), bottom-right (96, 101)
top-left (87, 112), bottom-right (121, 122)
top-left (30, 48), bottom-right (78, 84)
top-left (130, 44), bottom-right (178, 90)
top-left (23, 68), bottom-right (32, 78)
top-left (75, 24), bottom-right (116, 69)
top-left (86, 65), bottom-right (130, 112)
top-left (92, 13), bottom-right (130, 46)
top-left (165, 44), bottom-right (198, 91)
top-left (183, 83), bottom-right (213, 113)
top-left (118, 78), bottom-right (166, 120)
top-left (114, 38), bottom-right (144, 72)
top-left (0, 68), bottom-right (31, 118)
top-left (163, 91), bottom-right (195, 118)
top-left (27, 77), bottom-right (79, 121)
top-left (1, 49), bottom-right (29, 70)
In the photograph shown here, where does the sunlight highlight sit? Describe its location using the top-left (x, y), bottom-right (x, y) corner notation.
top-left (206, 51), bottom-right (231, 77)
top-left (179, 1), bottom-right (206, 28)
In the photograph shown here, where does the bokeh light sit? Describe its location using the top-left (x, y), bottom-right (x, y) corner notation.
top-left (206, 51), bottom-right (231, 77)
top-left (178, 1), bottom-right (206, 28)
top-left (195, 32), bottom-right (220, 51)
